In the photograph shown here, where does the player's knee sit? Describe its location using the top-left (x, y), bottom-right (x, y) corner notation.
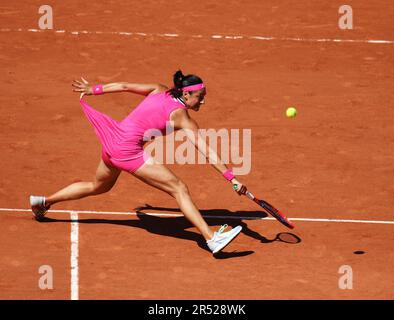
top-left (171, 179), bottom-right (189, 196)
top-left (92, 181), bottom-right (113, 195)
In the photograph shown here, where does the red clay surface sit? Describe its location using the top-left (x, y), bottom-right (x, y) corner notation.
top-left (0, 1), bottom-right (393, 299)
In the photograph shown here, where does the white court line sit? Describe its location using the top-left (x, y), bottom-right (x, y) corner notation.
top-left (70, 211), bottom-right (79, 301)
top-left (1, 208), bottom-right (394, 225)
top-left (0, 28), bottom-right (394, 44)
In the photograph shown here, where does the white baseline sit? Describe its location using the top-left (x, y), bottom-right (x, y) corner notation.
top-left (0, 28), bottom-right (393, 44)
top-left (1, 208), bottom-right (394, 225)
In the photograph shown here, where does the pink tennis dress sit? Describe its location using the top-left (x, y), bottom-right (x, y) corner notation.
top-left (79, 92), bottom-right (187, 173)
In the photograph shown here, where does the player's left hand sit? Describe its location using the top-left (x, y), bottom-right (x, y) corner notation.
top-left (72, 77), bottom-right (93, 99)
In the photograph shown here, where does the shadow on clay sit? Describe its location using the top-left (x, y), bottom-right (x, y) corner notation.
top-left (38, 203), bottom-right (301, 259)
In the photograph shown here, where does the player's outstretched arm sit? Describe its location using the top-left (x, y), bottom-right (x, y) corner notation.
top-left (120, 82), bottom-right (168, 95)
top-left (72, 77), bottom-right (168, 98)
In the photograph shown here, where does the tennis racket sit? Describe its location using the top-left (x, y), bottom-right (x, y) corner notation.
top-left (233, 184), bottom-right (295, 229)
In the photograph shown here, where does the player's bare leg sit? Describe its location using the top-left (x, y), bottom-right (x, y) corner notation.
top-left (45, 159), bottom-right (121, 206)
top-left (132, 158), bottom-right (214, 241)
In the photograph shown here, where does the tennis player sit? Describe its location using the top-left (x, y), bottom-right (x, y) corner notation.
top-left (30, 70), bottom-right (244, 254)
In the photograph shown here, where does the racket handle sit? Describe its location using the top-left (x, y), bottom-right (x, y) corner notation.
top-left (233, 184), bottom-right (247, 195)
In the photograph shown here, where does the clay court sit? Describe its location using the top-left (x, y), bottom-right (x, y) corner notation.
top-left (0, 1), bottom-right (393, 300)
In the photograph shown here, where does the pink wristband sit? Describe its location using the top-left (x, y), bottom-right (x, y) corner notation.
top-left (223, 169), bottom-right (235, 181)
top-left (92, 84), bottom-right (104, 95)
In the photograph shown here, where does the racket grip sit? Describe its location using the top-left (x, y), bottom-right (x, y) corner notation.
top-left (233, 184), bottom-right (247, 195)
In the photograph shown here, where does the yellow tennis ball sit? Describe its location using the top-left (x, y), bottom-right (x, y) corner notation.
top-left (286, 107), bottom-right (297, 118)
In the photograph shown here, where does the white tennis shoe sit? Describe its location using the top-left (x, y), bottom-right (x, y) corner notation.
top-left (207, 224), bottom-right (242, 254)
top-left (30, 195), bottom-right (50, 220)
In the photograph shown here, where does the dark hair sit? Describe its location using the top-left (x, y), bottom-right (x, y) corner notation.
top-left (167, 70), bottom-right (203, 98)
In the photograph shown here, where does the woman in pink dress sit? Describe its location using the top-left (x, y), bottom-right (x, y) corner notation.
top-left (30, 70), bottom-right (244, 254)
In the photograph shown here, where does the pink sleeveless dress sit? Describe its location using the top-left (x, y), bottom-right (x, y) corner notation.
top-left (79, 92), bottom-right (187, 173)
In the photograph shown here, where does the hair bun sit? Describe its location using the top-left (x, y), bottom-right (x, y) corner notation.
top-left (173, 70), bottom-right (185, 88)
